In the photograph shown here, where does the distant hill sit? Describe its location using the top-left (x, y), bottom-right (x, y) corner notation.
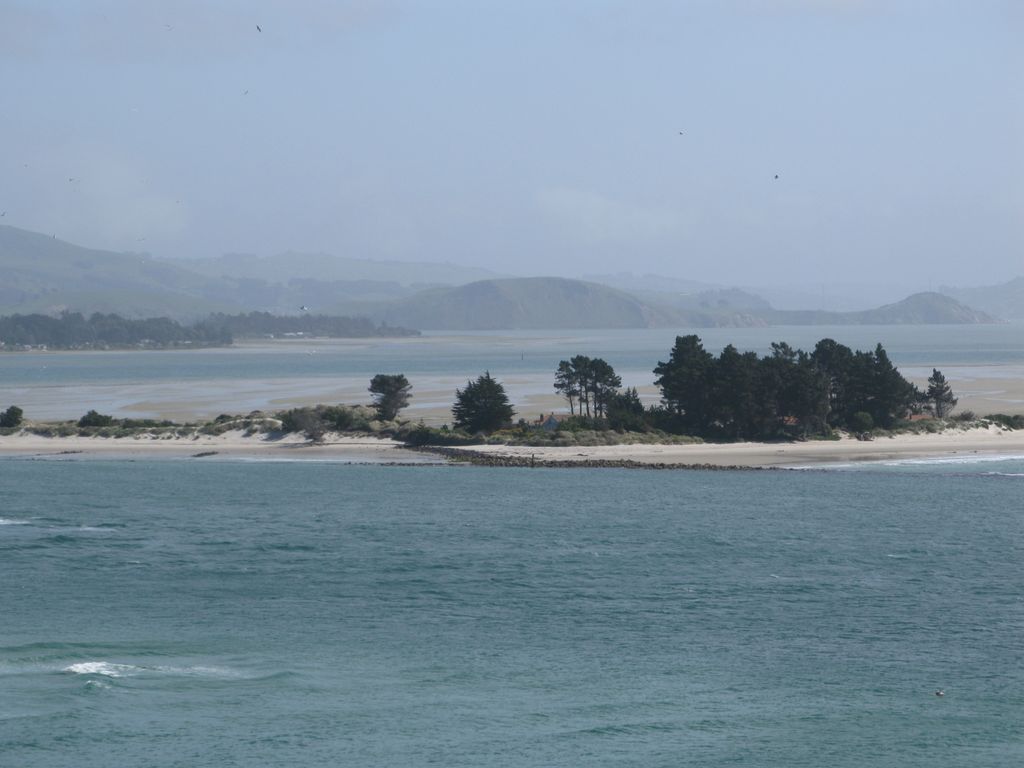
top-left (376, 282), bottom-right (996, 330)
top-left (583, 272), bottom-right (721, 295)
top-left (0, 225), bottom-right (455, 318)
top-left (376, 278), bottom-right (772, 330)
top-left (939, 277), bottom-right (1024, 320)
top-left (378, 278), bottom-right (657, 330)
top-left (179, 251), bottom-right (503, 287)
top-left (767, 292), bottom-right (996, 325)
top-left (0, 226), bottom-right (999, 328)
top-left (0, 225), bottom-right (241, 317)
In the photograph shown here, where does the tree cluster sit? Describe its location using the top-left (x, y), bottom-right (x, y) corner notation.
top-left (0, 311), bottom-right (419, 351)
top-left (0, 312), bottom-right (230, 349)
top-left (547, 336), bottom-right (950, 440)
top-left (554, 356), bottom-right (622, 418)
top-left (653, 335), bottom-right (926, 438)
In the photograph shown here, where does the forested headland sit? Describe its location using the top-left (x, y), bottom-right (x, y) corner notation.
top-left (0, 311), bottom-right (418, 350)
top-left (548, 336), bottom-right (954, 441)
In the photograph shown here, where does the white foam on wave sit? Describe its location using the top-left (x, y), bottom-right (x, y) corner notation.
top-left (0, 518), bottom-right (30, 525)
top-left (879, 453), bottom-right (1024, 468)
top-left (63, 660), bottom-right (243, 679)
top-left (63, 661), bottom-right (140, 677)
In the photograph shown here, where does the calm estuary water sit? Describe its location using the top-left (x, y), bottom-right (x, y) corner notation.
top-left (2, 457), bottom-right (1022, 766)
top-left (1, 324), bottom-right (1022, 421)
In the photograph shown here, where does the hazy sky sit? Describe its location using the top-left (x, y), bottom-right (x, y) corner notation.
top-left (3, 0), bottom-right (1021, 287)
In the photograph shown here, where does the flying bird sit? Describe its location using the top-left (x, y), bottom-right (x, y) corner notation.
top-left (256, 24), bottom-right (262, 32)
top-left (774, 174), bottom-right (779, 180)
top-left (300, 305), bottom-right (310, 312)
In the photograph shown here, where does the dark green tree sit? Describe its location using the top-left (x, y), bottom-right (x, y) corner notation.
top-left (926, 368), bottom-right (958, 418)
top-left (653, 335), bottom-right (714, 433)
top-left (368, 373), bottom-right (412, 421)
top-left (554, 356), bottom-right (621, 419)
top-left (554, 360), bottom-right (580, 415)
top-left (0, 405), bottom-right (23, 428)
top-left (452, 372), bottom-right (515, 434)
top-left (709, 344), bottom-right (759, 438)
top-left (606, 387), bottom-right (646, 431)
top-left (587, 358), bottom-right (622, 418)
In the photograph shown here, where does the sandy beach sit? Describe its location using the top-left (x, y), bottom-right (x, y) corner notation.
top-left (0, 431), bottom-right (442, 464)
top-left (2, 425), bottom-right (1022, 468)
top-left (448, 424), bottom-right (1024, 468)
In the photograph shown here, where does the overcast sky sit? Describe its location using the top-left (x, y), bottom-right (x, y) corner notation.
top-left (2, 0), bottom-right (1021, 288)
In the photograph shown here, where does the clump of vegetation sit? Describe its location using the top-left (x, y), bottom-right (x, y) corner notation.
top-left (276, 404), bottom-right (379, 442)
top-left (78, 410), bottom-right (115, 428)
top-left (395, 422), bottom-right (483, 446)
top-left (985, 413), bottom-right (1024, 430)
top-left (0, 405), bottom-right (23, 429)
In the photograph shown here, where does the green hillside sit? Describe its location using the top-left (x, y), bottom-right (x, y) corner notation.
top-left (0, 225), bottom-right (240, 317)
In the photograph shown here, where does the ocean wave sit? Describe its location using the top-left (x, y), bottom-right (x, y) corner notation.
top-left (63, 661), bottom-right (140, 677)
top-left (61, 660), bottom-right (257, 680)
top-left (0, 518), bottom-right (31, 525)
top-left (879, 454), bottom-right (1024, 467)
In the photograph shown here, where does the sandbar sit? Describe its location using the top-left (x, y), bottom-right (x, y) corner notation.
top-left (1, 425), bottom-right (1022, 468)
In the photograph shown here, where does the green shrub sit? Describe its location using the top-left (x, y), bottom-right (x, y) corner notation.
top-left (849, 411), bottom-right (874, 433)
top-left (78, 410), bottom-right (115, 428)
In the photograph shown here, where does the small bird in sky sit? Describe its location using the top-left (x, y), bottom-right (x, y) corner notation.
top-left (774, 174), bottom-right (779, 180)
top-left (256, 24), bottom-right (262, 32)
top-left (678, 131), bottom-right (684, 135)
top-left (1, 211), bottom-right (5, 217)
top-left (68, 177), bottom-right (75, 182)
top-left (300, 305), bottom-right (310, 312)
top-left (243, 90), bottom-right (249, 95)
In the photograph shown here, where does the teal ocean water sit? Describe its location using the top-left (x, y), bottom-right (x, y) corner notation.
top-left (2, 457), bottom-right (1022, 766)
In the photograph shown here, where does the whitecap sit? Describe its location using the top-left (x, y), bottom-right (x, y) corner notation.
top-left (63, 661), bottom-right (140, 677)
top-left (0, 518), bottom-right (30, 526)
top-left (880, 454), bottom-right (1024, 467)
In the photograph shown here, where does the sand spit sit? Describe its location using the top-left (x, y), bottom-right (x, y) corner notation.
top-left (0, 430), bottom-right (441, 464)
top-left (1, 425), bottom-right (1022, 468)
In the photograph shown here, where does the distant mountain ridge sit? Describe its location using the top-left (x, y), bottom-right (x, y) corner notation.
top-left (181, 250), bottom-right (503, 287)
top-left (939, 277), bottom-right (1024, 320)
top-left (0, 225), bottom-right (490, 318)
top-left (764, 292), bottom-right (996, 326)
top-left (0, 225), bottom-right (1001, 328)
top-left (375, 280), bottom-right (994, 330)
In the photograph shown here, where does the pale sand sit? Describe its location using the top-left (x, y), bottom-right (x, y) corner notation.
top-left (0, 431), bottom-right (441, 464)
top-left (454, 425), bottom-right (1024, 467)
top-left (1, 426), bottom-right (1022, 468)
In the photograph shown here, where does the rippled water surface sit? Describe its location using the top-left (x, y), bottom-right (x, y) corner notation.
top-left (2, 458), bottom-right (1022, 766)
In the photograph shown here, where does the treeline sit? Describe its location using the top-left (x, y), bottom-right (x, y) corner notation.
top-left (195, 312), bottom-right (419, 339)
top-left (0, 312), bottom-right (230, 349)
top-left (0, 311), bottom-right (419, 349)
top-left (559, 336), bottom-right (950, 440)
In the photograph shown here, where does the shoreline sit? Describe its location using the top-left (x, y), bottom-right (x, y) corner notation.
top-left (1, 425), bottom-right (1022, 469)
